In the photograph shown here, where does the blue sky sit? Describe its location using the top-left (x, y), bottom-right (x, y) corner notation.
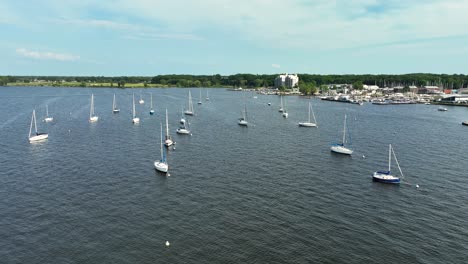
top-left (1, 0), bottom-right (468, 76)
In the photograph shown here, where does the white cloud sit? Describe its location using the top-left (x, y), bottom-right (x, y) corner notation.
top-left (94, 0), bottom-right (468, 50)
top-left (55, 18), bottom-right (203, 41)
top-left (16, 48), bottom-right (80, 61)
top-left (272, 64), bottom-right (280, 68)
top-left (7, 0), bottom-right (468, 52)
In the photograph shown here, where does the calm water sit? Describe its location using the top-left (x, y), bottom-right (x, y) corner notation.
top-left (1, 86), bottom-right (468, 263)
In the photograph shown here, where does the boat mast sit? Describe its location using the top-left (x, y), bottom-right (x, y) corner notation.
top-left (90, 94), bottom-right (93, 119)
top-left (388, 144), bottom-right (392, 172)
top-left (342, 114), bottom-right (347, 145)
top-left (308, 103), bottom-right (311, 123)
top-left (113, 94), bottom-right (116, 110)
top-left (46, 105), bottom-right (49, 117)
top-left (165, 109), bottom-right (169, 137)
top-left (29, 110), bottom-right (34, 137)
top-left (150, 93), bottom-right (153, 109)
top-left (244, 104), bottom-right (247, 121)
top-left (160, 123), bottom-right (164, 162)
top-left (188, 91), bottom-right (193, 112)
top-left (311, 104), bottom-right (317, 126)
top-left (33, 109), bottom-right (38, 134)
top-left (392, 146), bottom-right (404, 178)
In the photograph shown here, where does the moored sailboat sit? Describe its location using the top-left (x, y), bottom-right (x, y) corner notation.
top-left (330, 114), bottom-right (353, 155)
top-left (372, 144), bottom-right (403, 184)
top-left (44, 104), bottom-right (53, 122)
top-left (164, 109), bottom-right (174, 147)
top-left (198, 89), bottom-right (202, 105)
top-left (279, 95), bottom-right (284, 112)
top-left (139, 93), bottom-right (144, 104)
top-left (184, 90), bottom-right (194, 115)
top-left (298, 102), bottom-right (317, 127)
top-left (89, 94), bottom-right (99, 122)
top-left (29, 109), bottom-right (48, 142)
top-left (238, 104), bottom-right (248, 126)
top-left (132, 94), bottom-right (140, 124)
top-left (154, 123), bottom-right (169, 173)
top-left (149, 93), bottom-right (155, 115)
top-left (177, 117), bottom-right (191, 135)
top-left (112, 94), bottom-right (120, 113)
top-left (282, 97), bottom-right (288, 118)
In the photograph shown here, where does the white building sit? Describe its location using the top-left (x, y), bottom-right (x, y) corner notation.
top-left (275, 74), bottom-right (299, 89)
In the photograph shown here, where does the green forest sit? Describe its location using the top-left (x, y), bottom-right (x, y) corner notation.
top-left (1, 73), bottom-right (467, 89)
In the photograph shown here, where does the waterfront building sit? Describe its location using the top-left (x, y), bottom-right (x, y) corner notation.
top-left (275, 74), bottom-right (299, 89)
top-left (440, 95), bottom-right (468, 103)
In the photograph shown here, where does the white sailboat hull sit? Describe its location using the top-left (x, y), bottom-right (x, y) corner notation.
top-left (278, 108), bottom-right (284, 112)
top-left (184, 111), bottom-right (194, 116)
top-left (89, 116), bottom-right (99, 122)
top-left (132, 117), bottom-right (140, 124)
top-left (139, 99), bottom-right (144, 104)
top-left (282, 112), bottom-right (288, 118)
top-left (372, 172), bottom-right (400, 183)
top-left (180, 118), bottom-right (186, 124)
top-left (176, 128), bottom-right (190, 134)
top-left (298, 122), bottom-right (317, 127)
top-left (44, 117), bottom-right (54, 122)
top-left (164, 139), bottom-right (173, 147)
top-left (113, 109), bottom-right (120, 113)
top-left (330, 145), bottom-right (353, 155)
top-left (154, 161), bottom-right (168, 173)
top-left (29, 133), bottom-right (48, 142)
top-left (238, 120), bottom-right (248, 126)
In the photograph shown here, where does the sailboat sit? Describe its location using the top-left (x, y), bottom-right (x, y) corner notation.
top-left (164, 109), bottom-right (174, 147)
top-left (44, 104), bottom-right (53, 122)
top-left (198, 89), bottom-right (202, 105)
top-left (238, 105), bottom-right (248, 126)
top-left (298, 102), bottom-right (317, 127)
top-left (154, 123), bottom-right (169, 173)
top-left (29, 109), bottom-right (48, 142)
top-left (330, 114), bottom-right (353, 155)
top-left (89, 94), bottom-right (99, 122)
top-left (184, 90), bottom-right (194, 115)
top-left (205, 89), bottom-right (210, 101)
top-left (132, 94), bottom-right (140, 124)
top-left (279, 95), bottom-right (284, 112)
top-left (139, 93), bottom-right (144, 104)
top-left (282, 97), bottom-right (288, 118)
top-left (149, 93), bottom-right (155, 115)
top-left (372, 144), bottom-right (403, 184)
top-left (177, 116), bottom-right (191, 135)
top-left (112, 94), bottom-right (120, 113)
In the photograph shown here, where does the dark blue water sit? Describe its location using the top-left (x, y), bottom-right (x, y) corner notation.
top-left (1, 86), bottom-right (468, 263)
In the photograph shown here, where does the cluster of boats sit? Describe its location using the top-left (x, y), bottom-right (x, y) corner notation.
top-left (30, 89), bottom-right (464, 184)
top-left (239, 94), bottom-right (407, 184)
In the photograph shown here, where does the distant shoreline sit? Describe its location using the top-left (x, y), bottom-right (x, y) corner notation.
top-left (2, 82), bottom-right (235, 89)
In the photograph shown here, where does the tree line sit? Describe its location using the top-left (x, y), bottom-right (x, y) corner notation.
top-left (2, 73), bottom-right (468, 89)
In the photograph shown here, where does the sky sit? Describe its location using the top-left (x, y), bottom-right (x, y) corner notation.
top-left (1, 0), bottom-right (468, 76)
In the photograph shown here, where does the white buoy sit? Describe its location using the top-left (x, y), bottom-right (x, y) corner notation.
top-left (416, 184), bottom-right (419, 188)
top-left (166, 241), bottom-right (170, 246)
top-left (362, 155), bottom-right (366, 158)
